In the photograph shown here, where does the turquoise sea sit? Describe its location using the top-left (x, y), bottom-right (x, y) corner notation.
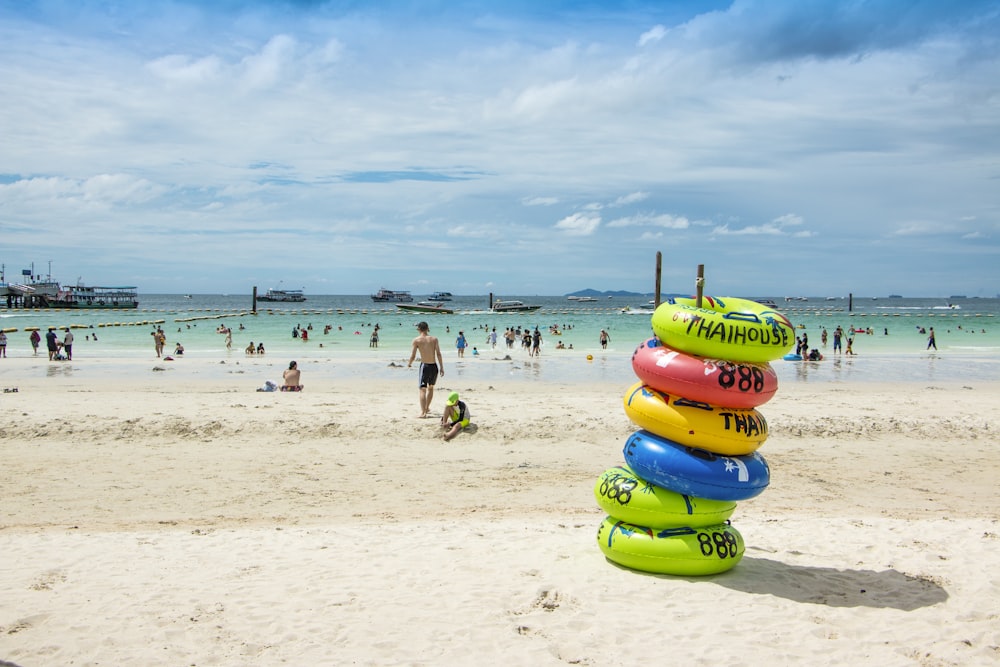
top-left (2, 294), bottom-right (998, 386)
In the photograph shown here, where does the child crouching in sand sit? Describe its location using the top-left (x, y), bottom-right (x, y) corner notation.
top-left (440, 391), bottom-right (470, 441)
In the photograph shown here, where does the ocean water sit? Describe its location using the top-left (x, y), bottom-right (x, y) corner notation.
top-left (2, 294), bottom-right (998, 386)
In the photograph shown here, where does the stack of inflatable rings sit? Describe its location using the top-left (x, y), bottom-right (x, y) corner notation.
top-left (595, 296), bottom-right (794, 575)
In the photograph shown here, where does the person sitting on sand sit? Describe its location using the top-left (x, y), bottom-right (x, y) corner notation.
top-left (281, 360), bottom-right (303, 391)
top-left (246, 341), bottom-right (256, 355)
top-left (174, 342), bottom-right (184, 355)
top-left (440, 391), bottom-right (470, 441)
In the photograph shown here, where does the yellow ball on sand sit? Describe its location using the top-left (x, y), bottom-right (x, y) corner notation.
top-left (587, 354), bottom-right (593, 361)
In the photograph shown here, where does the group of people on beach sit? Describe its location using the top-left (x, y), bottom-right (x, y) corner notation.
top-left (44, 327), bottom-right (73, 361)
top-left (0, 327), bottom-right (88, 360)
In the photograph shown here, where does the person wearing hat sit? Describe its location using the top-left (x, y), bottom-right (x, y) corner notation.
top-left (440, 391), bottom-right (470, 441)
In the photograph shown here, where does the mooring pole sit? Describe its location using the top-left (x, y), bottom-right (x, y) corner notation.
top-left (695, 264), bottom-right (705, 308)
top-left (654, 252), bottom-right (662, 308)
top-left (252, 286), bottom-right (258, 314)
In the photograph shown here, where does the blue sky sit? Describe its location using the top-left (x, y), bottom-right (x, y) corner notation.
top-left (1, 0), bottom-right (998, 297)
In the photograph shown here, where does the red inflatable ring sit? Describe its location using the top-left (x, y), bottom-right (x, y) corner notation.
top-left (632, 337), bottom-right (778, 409)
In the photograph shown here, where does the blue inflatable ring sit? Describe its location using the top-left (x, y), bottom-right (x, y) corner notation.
top-left (623, 429), bottom-right (770, 501)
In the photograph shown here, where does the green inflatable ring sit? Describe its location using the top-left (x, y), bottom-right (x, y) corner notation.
top-left (596, 517), bottom-right (745, 576)
top-left (594, 466), bottom-right (737, 528)
top-left (651, 295), bottom-right (795, 363)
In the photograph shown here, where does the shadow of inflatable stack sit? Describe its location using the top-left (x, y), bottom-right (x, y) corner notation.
top-left (595, 296), bottom-right (795, 575)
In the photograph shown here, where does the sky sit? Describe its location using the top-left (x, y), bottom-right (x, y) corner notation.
top-left (1, 0), bottom-right (998, 297)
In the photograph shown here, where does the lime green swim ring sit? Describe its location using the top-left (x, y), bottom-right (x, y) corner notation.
top-left (596, 517), bottom-right (745, 576)
top-left (594, 466), bottom-right (736, 528)
top-left (651, 296), bottom-right (794, 363)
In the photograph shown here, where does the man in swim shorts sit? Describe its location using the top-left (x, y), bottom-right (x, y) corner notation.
top-left (408, 321), bottom-right (444, 418)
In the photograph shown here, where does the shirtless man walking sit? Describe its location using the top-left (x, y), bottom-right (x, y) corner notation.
top-left (408, 321), bottom-right (444, 418)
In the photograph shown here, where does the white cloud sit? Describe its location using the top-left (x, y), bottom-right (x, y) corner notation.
top-left (890, 222), bottom-right (944, 237)
top-left (1, 175), bottom-right (165, 208)
top-left (612, 192), bottom-right (649, 206)
top-left (240, 34), bottom-right (297, 90)
top-left (147, 54), bottom-right (223, 83)
top-left (773, 213), bottom-right (803, 226)
top-left (522, 196), bottom-right (559, 206)
top-left (712, 214), bottom-right (807, 236)
top-left (555, 212), bottom-right (601, 236)
top-left (638, 25), bottom-right (667, 47)
top-left (607, 213), bottom-right (690, 229)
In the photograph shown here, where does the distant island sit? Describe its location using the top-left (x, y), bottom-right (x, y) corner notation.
top-left (565, 288), bottom-right (649, 298)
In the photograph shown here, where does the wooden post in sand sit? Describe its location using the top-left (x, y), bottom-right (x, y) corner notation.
top-left (696, 264), bottom-right (705, 308)
top-left (654, 252), bottom-right (662, 308)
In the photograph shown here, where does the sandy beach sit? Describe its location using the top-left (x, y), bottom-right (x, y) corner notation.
top-left (1, 359), bottom-right (999, 665)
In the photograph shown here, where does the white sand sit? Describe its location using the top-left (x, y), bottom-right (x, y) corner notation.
top-left (1, 362), bottom-right (998, 665)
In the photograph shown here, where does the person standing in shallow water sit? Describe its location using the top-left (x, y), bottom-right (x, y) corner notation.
top-left (927, 327), bottom-right (937, 350)
top-left (408, 321), bottom-right (444, 418)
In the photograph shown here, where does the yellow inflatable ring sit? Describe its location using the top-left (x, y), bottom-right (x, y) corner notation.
top-left (594, 466), bottom-right (736, 528)
top-left (596, 517), bottom-right (745, 576)
top-left (623, 382), bottom-right (767, 456)
top-left (651, 296), bottom-right (795, 363)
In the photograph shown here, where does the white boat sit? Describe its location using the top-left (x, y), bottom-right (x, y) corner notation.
top-left (492, 299), bottom-right (541, 313)
top-left (371, 288), bottom-right (413, 303)
top-left (258, 288), bottom-right (306, 302)
top-left (396, 302), bottom-right (454, 314)
top-left (568, 296), bottom-right (598, 302)
top-left (1, 264), bottom-right (138, 309)
top-left (427, 291), bottom-right (453, 301)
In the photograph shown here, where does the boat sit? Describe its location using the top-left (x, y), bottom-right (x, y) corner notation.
top-left (492, 299), bottom-right (541, 313)
top-left (50, 282), bottom-right (139, 309)
top-left (568, 296), bottom-right (598, 302)
top-left (427, 291), bottom-right (453, 301)
top-left (258, 288), bottom-right (306, 302)
top-left (2, 264), bottom-right (140, 309)
top-left (371, 288), bottom-right (413, 303)
top-left (396, 302), bottom-right (454, 314)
